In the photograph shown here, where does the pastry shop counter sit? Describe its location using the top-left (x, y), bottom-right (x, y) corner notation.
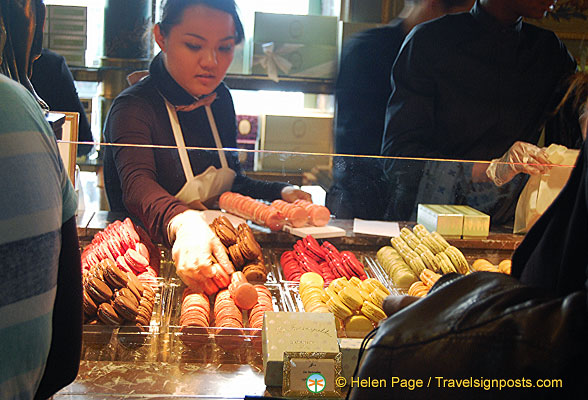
top-left (54, 360), bottom-right (280, 399)
top-left (77, 210), bottom-right (524, 256)
top-left (61, 211), bottom-right (521, 398)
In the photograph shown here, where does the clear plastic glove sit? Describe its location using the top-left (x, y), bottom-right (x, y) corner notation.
top-left (281, 186), bottom-right (312, 202)
top-left (486, 141), bottom-right (552, 186)
top-left (167, 210), bottom-right (234, 291)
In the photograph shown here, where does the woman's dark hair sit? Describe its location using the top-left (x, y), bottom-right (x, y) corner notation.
top-left (158, 0), bottom-right (244, 44)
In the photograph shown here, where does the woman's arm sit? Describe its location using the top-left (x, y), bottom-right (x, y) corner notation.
top-left (106, 97), bottom-right (189, 243)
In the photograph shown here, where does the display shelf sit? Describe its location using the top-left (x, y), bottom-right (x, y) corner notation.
top-left (70, 67), bottom-right (335, 94)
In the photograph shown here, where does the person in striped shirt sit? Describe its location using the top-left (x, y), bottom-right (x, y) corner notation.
top-left (0, 73), bottom-right (82, 399)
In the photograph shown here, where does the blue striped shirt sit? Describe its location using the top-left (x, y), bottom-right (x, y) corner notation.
top-left (0, 75), bottom-right (77, 400)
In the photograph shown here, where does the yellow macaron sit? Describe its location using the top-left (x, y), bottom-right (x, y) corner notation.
top-left (339, 285), bottom-right (363, 311)
top-left (361, 301), bottom-right (387, 323)
top-left (300, 272), bottom-right (324, 293)
top-left (327, 296), bottom-right (353, 320)
top-left (344, 315), bottom-right (374, 337)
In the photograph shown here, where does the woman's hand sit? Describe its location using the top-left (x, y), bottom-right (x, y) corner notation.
top-left (167, 210), bottom-right (234, 291)
top-left (281, 186), bottom-right (312, 203)
top-left (486, 141), bottom-right (551, 186)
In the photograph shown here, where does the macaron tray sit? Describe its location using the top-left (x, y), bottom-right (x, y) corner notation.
top-left (81, 276), bottom-right (166, 362)
top-left (167, 280), bottom-right (292, 364)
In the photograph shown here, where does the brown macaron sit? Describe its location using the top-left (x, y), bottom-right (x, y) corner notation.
top-left (86, 277), bottom-right (113, 304)
top-left (142, 283), bottom-right (156, 302)
top-left (135, 305), bottom-right (152, 326)
top-left (228, 244), bottom-right (245, 269)
top-left (97, 302), bottom-right (123, 325)
top-left (243, 262), bottom-right (267, 283)
top-left (238, 231), bottom-right (262, 261)
top-left (103, 263), bottom-right (129, 290)
top-left (237, 223), bottom-right (253, 236)
top-left (114, 287), bottom-right (139, 308)
top-left (213, 217), bottom-right (238, 247)
top-left (113, 295), bottom-right (139, 322)
top-left (82, 290), bottom-right (98, 317)
top-left (126, 272), bottom-right (144, 302)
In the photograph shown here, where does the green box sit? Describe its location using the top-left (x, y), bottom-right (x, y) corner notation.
top-left (47, 5), bottom-right (87, 20)
top-left (49, 18), bottom-right (87, 36)
top-left (417, 204), bottom-right (463, 239)
top-left (50, 49), bottom-right (86, 67)
top-left (262, 312), bottom-right (339, 387)
top-left (256, 114), bottom-right (333, 172)
top-left (450, 205), bottom-right (490, 239)
top-left (254, 12), bottom-right (337, 47)
top-left (252, 41), bottom-right (336, 79)
top-left (49, 34), bottom-right (87, 50)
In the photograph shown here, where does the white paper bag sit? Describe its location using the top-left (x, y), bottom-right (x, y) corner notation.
top-left (513, 144), bottom-right (579, 234)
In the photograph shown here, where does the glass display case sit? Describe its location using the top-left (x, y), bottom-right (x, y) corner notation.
top-left (53, 140), bottom-right (578, 398)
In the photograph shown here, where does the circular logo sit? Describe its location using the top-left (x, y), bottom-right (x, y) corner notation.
top-left (238, 119), bottom-right (252, 136)
top-left (306, 373), bottom-right (326, 393)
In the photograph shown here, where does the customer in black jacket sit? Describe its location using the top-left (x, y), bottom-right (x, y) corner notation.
top-left (31, 48), bottom-right (95, 157)
top-left (327, 0), bottom-right (474, 220)
top-left (381, 0), bottom-right (578, 223)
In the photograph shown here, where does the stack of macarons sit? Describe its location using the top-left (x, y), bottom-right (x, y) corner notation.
top-left (81, 218), bottom-right (158, 285)
top-left (378, 225), bottom-right (470, 289)
top-left (83, 258), bottom-right (156, 328)
top-left (407, 269), bottom-right (442, 297)
top-left (213, 289), bottom-right (244, 335)
top-left (180, 289), bottom-right (210, 330)
top-left (281, 235), bottom-right (367, 284)
top-left (179, 283), bottom-right (274, 333)
top-left (270, 199), bottom-right (309, 228)
top-left (209, 217), bottom-right (268, 284)
top-left (376, 246), bottom-right (419, 288)
top-left (219, 192), bottom-right (286, 231)
top-left (291, 199), bottom-right (331, 227)
top-left (248, 285), bottom-right (273, 329)
top-left (321, 276), bottom-right (389, 337)
top-left (471, 258), bottom-right (512, 274)
top-left (219, 192), bottom-right (332, 230)
top-left (298, 272), bottom-right (330, 313)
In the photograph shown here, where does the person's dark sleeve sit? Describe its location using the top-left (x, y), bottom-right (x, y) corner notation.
top-left (107, 97), bottom-right (189, 243)
top-left (381, 30), bottom-right (441, 159)
top-left (231, 174), bottom-right (287, 201)
top-left (34, 216), bottom-right (82, 400)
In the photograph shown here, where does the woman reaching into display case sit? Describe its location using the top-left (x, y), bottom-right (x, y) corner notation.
top-left (103, 0), bottom-right (310, 291)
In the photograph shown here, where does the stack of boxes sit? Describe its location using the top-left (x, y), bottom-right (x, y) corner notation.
top-left (43, 5), bottom-right (87, 67)
top-left (252, 12), bottom-right (338, 79)
top-left (417, 204), bottom-right (491, 239)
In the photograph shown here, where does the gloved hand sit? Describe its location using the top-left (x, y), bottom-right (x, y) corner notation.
top-left (281, 186), bottom-right (312, 202)
top-left (167, 210), bottom-right (234, 291)
top-left (486, 141), bottom-right (551, 186)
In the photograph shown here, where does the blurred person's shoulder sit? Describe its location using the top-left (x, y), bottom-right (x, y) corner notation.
top-left (343, 21), bottom-right (405, 58)
top-left (0, 74), bottom-right (53, 138)
top-left (407, 12), bottom-right (474, 43)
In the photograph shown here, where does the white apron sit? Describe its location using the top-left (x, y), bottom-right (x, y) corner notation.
top-left (164, 99), bottom-right (236, 209)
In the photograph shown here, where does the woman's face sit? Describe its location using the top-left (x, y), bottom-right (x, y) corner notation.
top-left (154, 4), bottom-right (236, 97)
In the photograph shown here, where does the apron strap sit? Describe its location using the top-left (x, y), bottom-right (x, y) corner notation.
top-left (164, 98), bottom-right (195, 182)
top-left (205, 105), bottom-right (229, 169)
